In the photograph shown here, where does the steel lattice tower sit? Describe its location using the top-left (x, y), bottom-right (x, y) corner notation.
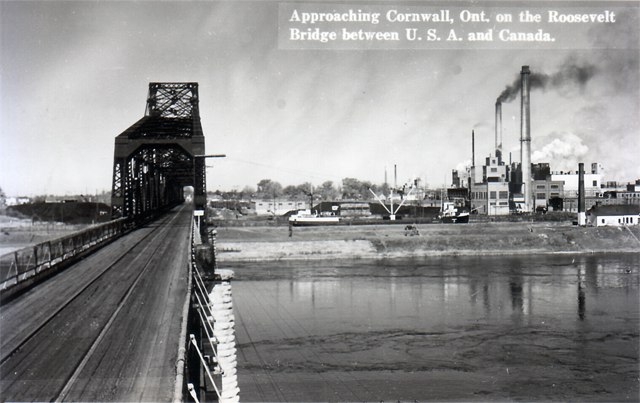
top-left (111, 83), bottom-right (206, 219)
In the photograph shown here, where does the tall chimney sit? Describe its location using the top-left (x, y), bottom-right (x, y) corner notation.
top-left (394, 164), bottom-right (397, 189)
top-left (578, 162), bottom-right (586, 226)
top-left (495, 101), bottom-right (503, 162)
top-left (520, 66), bottom-right (532, 212)
top-left (472, 130), bottom-right (475, 168)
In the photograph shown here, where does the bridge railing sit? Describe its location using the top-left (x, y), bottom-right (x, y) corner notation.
top-left (180, 216), bottom-right (239, 403)
top-left (0, 218), bottom-right (127, 294)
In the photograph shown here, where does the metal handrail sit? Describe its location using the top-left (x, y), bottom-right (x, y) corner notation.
top-left (0, 218), bottom-right (127, 290)
top-left (189, 334), bottom-right (222, 399)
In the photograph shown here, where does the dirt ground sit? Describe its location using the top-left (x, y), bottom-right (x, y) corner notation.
top-left (0, 216), bottom-right (87, 255)
top-left (214, 221), bottom-right (640, 261)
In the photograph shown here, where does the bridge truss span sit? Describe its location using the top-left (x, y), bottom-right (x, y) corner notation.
top-left (111, 82), bottom-right (206, 219)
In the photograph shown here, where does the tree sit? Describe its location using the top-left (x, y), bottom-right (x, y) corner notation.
top-left (296, 182), bottom-right (313, 196)
top-left (282, 185), bottom-right (300, 198)
top-left (318, 181), bottom-right (339, 201)
top-left (256, 179), bottom-right (283, 199)
top-left (240, 186), bottom-right (256, 200)
top-left (342, 177), bottom-right (366, 200)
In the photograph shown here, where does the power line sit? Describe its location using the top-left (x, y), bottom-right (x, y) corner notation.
top-left (225, 157), bottom-right (344, 183)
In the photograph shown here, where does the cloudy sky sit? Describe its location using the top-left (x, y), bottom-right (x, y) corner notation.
top-left (1, 0), bottom-right (638, 196)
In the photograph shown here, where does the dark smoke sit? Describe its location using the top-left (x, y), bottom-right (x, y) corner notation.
top-left (496, 60), bottom-right (598, 103)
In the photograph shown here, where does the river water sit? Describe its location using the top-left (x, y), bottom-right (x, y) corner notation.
top-left (229, 253), bottom-right (639, 402)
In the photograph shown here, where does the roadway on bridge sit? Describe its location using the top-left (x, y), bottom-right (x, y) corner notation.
top-left (0, 205), bottom-right (190, 401)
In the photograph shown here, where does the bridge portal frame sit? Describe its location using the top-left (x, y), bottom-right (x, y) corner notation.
top-left (111, 83), bottom-right (206, 220)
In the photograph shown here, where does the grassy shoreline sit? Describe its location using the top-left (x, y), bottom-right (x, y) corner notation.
top-left (215, 221), bottom-right (640, 262)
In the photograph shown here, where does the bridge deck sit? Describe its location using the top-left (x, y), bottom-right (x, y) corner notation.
top-left (0, 206), bottom-right (191, 401)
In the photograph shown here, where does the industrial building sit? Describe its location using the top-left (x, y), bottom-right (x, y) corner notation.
top-left (449, 65), bottom-right (634, 217)
top-left (469, 153), bottom-right (510, 215)
top-left (462, 66), bottom-right (535, 216)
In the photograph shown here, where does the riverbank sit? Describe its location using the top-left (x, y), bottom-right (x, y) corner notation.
top-left (215, 221), bottom-right (640, 261)
top-left (0, 215), bottom-right (89, 255)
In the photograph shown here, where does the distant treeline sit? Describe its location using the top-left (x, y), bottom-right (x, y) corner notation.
top-left (7, 202), bottom-right (112, 225)
top-left (209, 178), bottom-right (400, 201)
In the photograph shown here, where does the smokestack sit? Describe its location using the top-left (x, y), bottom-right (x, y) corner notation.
top-left (394, 164), bottom-right (397, 189)
top-left (495, 101), bottom-right (503, 162)
top-left (578, 162), bottom-right (586, 226)
top-left (472, 130), bottom-right (475, 167)
top-left (520, 66), bottom-right (532, 212)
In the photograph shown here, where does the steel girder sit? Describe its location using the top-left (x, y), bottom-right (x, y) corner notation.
top-left (111, 83), bottom-right (206, 219)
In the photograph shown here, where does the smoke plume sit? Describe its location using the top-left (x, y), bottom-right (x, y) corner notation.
top-left (532, 132), bottom-right (589, 172)
top-left (496, 59), bottom-right (597, 103)
top-left (455, 159), bottom-right (472, 172)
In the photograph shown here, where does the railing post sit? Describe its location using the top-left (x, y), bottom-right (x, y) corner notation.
top-left (14, 252), bottom-right (20, 277)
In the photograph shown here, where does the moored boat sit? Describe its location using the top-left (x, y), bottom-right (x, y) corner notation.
top-left (439, 202), bottom-right (470, 224)
top-left (289, 209), bottom-right (340, 226)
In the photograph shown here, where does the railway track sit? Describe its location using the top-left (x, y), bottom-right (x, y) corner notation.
top-left (0, 205), bottom-right (191, 401)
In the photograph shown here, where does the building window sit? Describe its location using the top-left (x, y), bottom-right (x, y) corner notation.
top-left (537, 185), bottom-right (545, 189)
top-left (602, 219), bottom-right (605, 224)
top-left (491, 168), bottom-right (497, 173)
top-left (550, 185), bottom-right (559, 189)
top-left (536, 193), bottom-right (546, 199)
top-left (490, 191), bottom-right (496, 199)
top-left (499, 191), bottom-right (508, 199)
top-left (593, 180), bottom-right (597, 186)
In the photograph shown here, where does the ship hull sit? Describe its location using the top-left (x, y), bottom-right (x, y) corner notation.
top-left (441, 213), bottom-right (470, 224)
top-left (290, 218), bottom-right (340, 227)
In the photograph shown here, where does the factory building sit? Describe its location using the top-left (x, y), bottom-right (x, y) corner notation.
top-left (551, 163), bottom-right (604, 212)
top-left (469, 154), bottom-right (510, 215)
top-left (550, 163), bottom-right (604, 198)
top-left (532, 180), bottom-right (564, 210)
top-left (599, 179), bottom-right (640, 207)
top-left (619, 180), bottom-right (640, 205)
top-left (450, 65), bottom-right (634, 217)
top-left (470, 182), bottom-right (510, 215)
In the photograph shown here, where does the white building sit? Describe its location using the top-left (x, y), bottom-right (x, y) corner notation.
top-left (586, 205), bottom-right (640, 227)
top-left (254, 200), bottom-right (307, 216)
top-left (550, 162), bottom-right (604, 198)
top-left (5, 197), bottom-right (31, 206)
top-left (469, 155), bottom-right (510, 216)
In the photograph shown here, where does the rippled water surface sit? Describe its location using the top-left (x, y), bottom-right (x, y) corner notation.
top-left (230, 253), bottom-right (639, 401)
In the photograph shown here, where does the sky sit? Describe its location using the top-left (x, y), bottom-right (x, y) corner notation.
top-left (1, 0), bottom-right (639, 196)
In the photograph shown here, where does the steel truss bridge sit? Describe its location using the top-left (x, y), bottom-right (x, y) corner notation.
top-left (1, 82), bottom-right (237, 401)
top-left (111, 82), bottom-right (207, 219)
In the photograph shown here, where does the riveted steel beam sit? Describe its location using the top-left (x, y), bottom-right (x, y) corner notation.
top-left (111, 83), bottom-right (207, 219)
